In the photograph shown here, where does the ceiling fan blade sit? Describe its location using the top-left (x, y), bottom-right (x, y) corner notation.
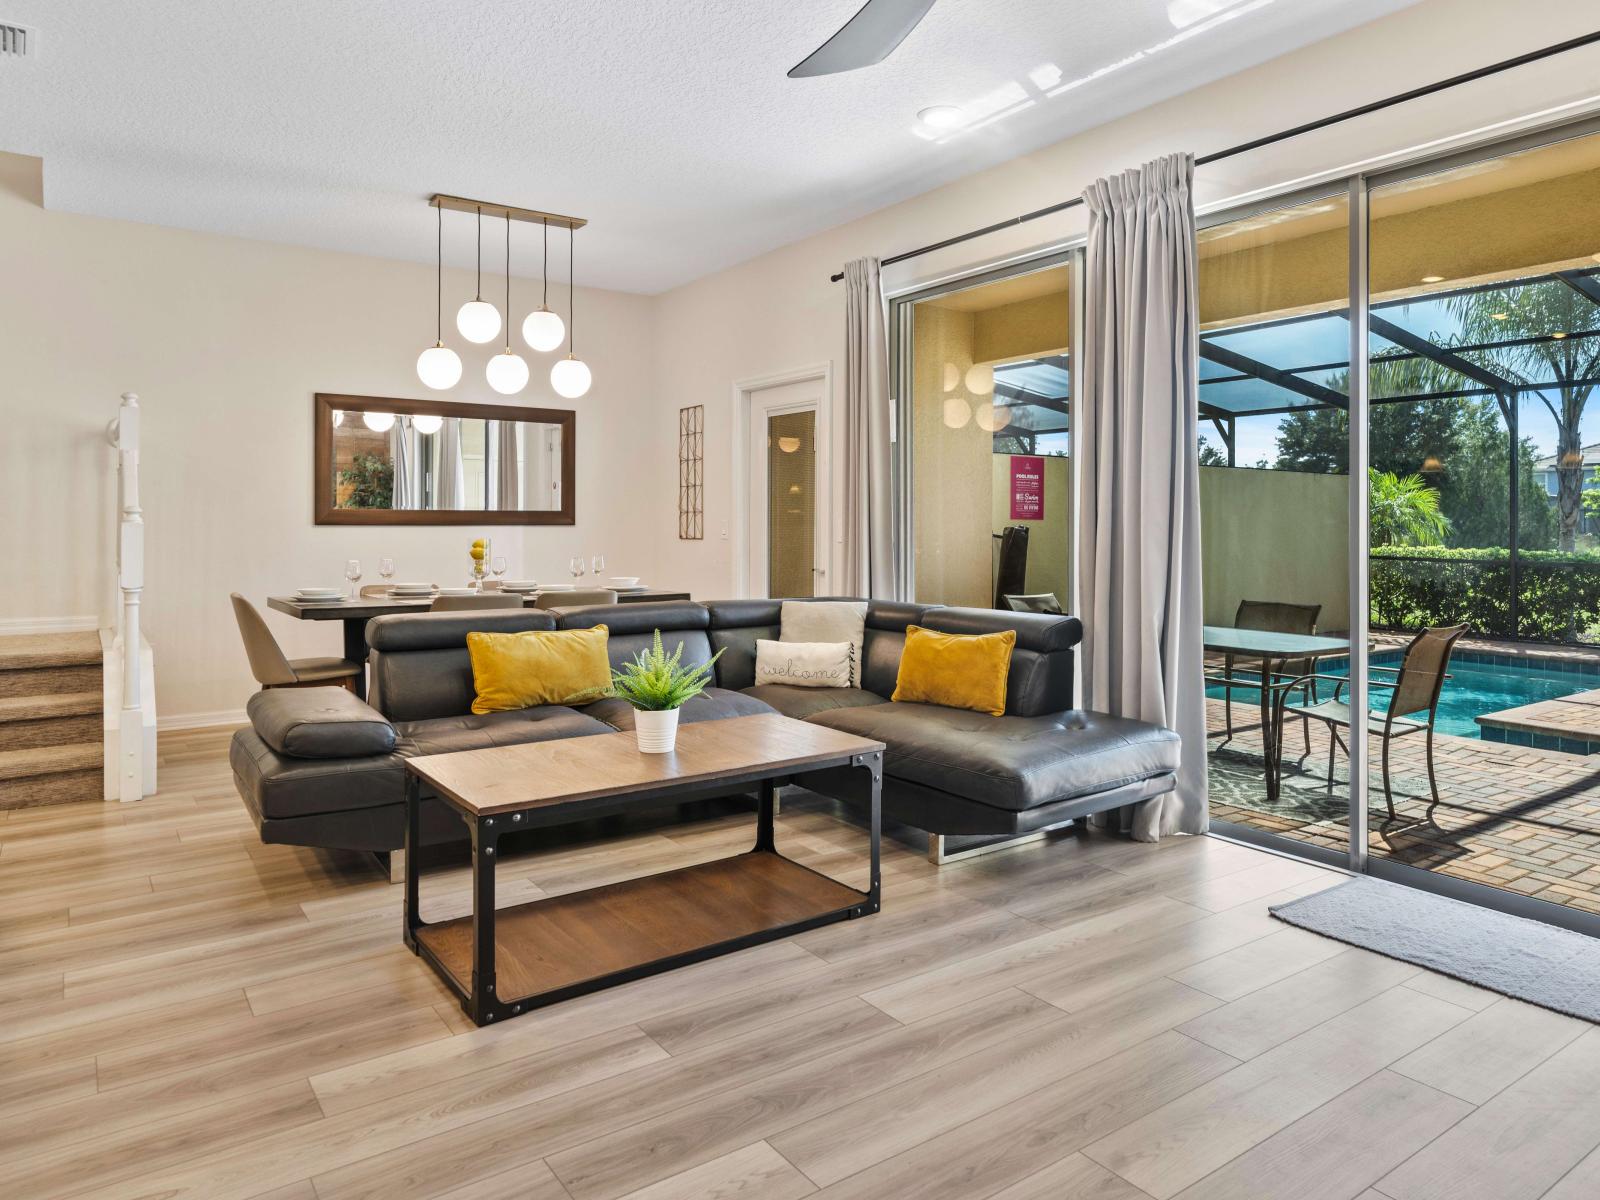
top-left (788, 0), bottom-right (938, 78)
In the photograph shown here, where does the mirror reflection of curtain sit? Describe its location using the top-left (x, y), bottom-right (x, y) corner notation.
top-left (390, 417), bottom-right (416, 509)
top-left (492, 420), bottom-right (521, 509)
top-left (434, 418), bottom-right (465, 509)
top-left (525, 425), bottom-right (560, 511)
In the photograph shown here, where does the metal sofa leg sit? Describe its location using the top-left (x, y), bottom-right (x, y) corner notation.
top-left (375, 849), bottom-right (405, 884)
top-left (926, 823), bottom-right (1076, 866)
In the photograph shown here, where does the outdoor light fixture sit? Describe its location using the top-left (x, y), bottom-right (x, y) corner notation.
top-left (456, 207), bottom-right (502, 344)
top-left (522, 219), bottom-right (567, 353)
top-left (550, 225), bottom-right (593, 399)
top-left (417, 203), bottom-right (464, 389)
top-left (1552, 331), bottom-right (1570, 339)
top-left (485, 214), bottom-right (530, 395)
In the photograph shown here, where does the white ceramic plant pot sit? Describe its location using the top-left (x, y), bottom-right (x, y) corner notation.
top-left (634, 707), bottom-right (679, 754)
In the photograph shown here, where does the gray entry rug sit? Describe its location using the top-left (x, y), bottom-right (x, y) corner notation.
top-left (1270, 876), bottom-right (1600, 1023)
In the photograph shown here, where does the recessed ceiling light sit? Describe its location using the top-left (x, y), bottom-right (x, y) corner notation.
top-left (1552, 331), bottom-right (1569, 340)
top-left (1491, 312), bottom-right (1509, 320)
top-left (1421, 275), bottom-right (1445, 284)
top-left (917, 105), bottom-right (967, 130)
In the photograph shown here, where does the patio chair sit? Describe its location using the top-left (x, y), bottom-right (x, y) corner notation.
top-left (1274, 623), bottom-right (1467, 820)
top-left (1206, 600), bottom-right (1322, 754)
top-left (992, 526), bottom-right (1029, 609)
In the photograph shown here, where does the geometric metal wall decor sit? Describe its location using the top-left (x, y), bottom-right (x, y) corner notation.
top-left (678, 404), bottom-right (704, 539)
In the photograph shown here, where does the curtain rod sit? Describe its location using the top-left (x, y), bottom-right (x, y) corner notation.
top-left (827, 28), bottom-right (1600, 283)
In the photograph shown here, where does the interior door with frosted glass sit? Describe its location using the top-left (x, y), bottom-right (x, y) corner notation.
top-left (747, 382), bottom-right (825, 598)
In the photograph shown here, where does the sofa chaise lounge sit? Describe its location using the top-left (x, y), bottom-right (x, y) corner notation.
top-left (230, 598), bottom-right (1180, 870)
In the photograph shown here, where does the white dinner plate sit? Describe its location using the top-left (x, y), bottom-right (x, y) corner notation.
top-left (296, 588), bottom-right (342, 597)
top-left (436, 588), bottom-right (477, 597)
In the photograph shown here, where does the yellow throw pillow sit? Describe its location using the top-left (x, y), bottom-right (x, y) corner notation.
top-left (891, 625), bottom-right (1016, 717)
top-left (466, 626), bottom-right (612, 715)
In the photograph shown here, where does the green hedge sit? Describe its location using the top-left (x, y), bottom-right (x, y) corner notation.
top-left (1369, 547), bottom-right (1600, 643)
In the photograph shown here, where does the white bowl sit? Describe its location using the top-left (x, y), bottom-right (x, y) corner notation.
top-left (502, 580), bottom-right (538, 590)
top-left (390, 582), bottom-right (432, 592)
top-left (610, 576), bottom-right (641, 588)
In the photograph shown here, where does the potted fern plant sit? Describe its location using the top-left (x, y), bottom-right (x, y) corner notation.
top-left (609, 631), bottom-right (723, 753)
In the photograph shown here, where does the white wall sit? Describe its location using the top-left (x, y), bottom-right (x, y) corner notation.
top-left (0, 153), bottom-right (659, 724)
top-left (648, 0), bottom-right (1600, 597)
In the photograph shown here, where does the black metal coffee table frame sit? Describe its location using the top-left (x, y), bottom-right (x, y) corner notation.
top-left (402, 750), bottom-right (883, 1027)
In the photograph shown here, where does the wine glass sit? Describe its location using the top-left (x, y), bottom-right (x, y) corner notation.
top-left (568, 556), bottom-right (586, 584)
top-left (591, 554), bottom-right (606, 580)
top-left (491, 556), bottom-right (507, 585)
top-left (344, 559), bottom-right (362, 599)
top-left (378, 557), bottom-right (395, 593)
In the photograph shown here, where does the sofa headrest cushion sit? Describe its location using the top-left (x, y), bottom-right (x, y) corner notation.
top-left (246, 686), bottom-right (396, 759)
top-left (556, 600), bottom-right (709, 635)
top-left (922, 607), bottom-right (1084, 653)
top-left (366, 609), bottom-right (557, 653)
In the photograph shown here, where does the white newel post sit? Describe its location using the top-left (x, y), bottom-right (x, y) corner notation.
top-left (111, 392), bottom-right (145, 802)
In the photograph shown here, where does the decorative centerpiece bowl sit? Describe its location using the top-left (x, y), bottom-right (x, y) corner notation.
top-left (610, 631), bottom-right (723, 754)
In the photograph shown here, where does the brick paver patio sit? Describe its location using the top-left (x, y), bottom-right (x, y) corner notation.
top-left (1206, 696), bottom-right (1600, 916)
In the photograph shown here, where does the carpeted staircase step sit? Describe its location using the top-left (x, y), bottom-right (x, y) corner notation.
top-left (0, 742), bottom-right (103, 810)
top-left (0, 632), bottom-right (103, 699)
top-left (0, 691), bottom-right (102, 750)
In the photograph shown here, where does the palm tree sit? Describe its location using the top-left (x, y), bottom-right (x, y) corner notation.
top-left (1447, 281), bottom-right (1600, 552)
top-left (1369, 469), bottom-right (1450, 547)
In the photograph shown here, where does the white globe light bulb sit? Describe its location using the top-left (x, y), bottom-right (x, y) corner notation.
top-left (522, 307), bottom-right (566, 353)
top-left (415, 344), bottom-right (462, 390)
top-left (486, 350), bottom-right (530, 395)
top-left (456, 299), bottom-right (501, 344)
top-left (363, 411), bottom-right (396, 433)
top-left (942, 396), bottom-right (971, 429)
top-left (332, 409), bottom-right (344, 427)
top-left (965, 364), bottom-right (995, 395)
top-left (411, 413), bottom-right (444, 435)
top-left (550, 355), bottom-right (592, 399)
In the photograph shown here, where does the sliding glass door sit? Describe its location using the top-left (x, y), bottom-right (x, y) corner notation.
top-left (1198, 192), bottom-right (1354, 861)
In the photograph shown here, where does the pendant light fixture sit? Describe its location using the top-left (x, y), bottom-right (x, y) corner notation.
top-left (416, 203), bottom-right (463, 389)
top-left (550, 225), bottom-right (593, 399)
top-left (485, 214), bottom-right (530, 395)
top-left (455, 206), bottom-right (502, 344)
top-left (521, 219), bottom-right (566, 353)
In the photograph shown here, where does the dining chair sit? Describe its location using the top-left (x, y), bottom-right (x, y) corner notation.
top-left (535, 589), bottom-right (618, 609)
top-left (429, 594), bottom-right (524, 612)
top-left (1207, 599), bottom-right (1322, 752)
top-left (359, 584), bottom-right (393, 598)
top-left (1275, 623), bottom-right (1467, 819)
top-left (229, 594), bottom-right (363, 691)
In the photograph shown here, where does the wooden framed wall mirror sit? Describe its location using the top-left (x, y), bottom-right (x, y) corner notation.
top-left (314, 393), bottom-right (576, 526)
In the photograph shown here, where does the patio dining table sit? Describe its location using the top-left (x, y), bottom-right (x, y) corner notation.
top-left (1203, 625), bottom-right (1352, 802)
top-left (266, 589), bottom-right (692, 700)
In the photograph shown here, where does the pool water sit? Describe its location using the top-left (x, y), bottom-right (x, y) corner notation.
top-left (1207, 656), bottom-right (1593, 738)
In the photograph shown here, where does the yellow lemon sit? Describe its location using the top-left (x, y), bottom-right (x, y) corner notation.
top-left (470, 547), bottom-right (485, 561)
top-left (471, 538), bottom-right (486, 549)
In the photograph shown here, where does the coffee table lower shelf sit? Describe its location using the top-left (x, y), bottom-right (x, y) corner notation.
top-left (413, 849), bottom-right (868, 1016)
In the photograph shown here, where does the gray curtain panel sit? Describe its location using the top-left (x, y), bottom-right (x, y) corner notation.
top-left (434, 417), bottom-right (465, 510)
top-left (390, 417), bottom-right (415, 510)
top-left (842, 256), bottom-right (903, 599)
top-left (493, 419), bottom-right (520, 509)
top-left (1078, 153), bottom-right (1208, 840)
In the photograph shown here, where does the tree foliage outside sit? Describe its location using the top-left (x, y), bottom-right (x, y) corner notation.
top-left (1368, 469), bottom-right (1449, 547)
top-left (338, 451), bottom-right (394, 509)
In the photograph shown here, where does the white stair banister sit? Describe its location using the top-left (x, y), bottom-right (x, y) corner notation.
top-left (104, 392), bottom-right (153, 802)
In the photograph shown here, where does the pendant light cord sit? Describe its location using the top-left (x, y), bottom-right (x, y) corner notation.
top-left (568, 227), bottom-right (576, 354)
top-left (475, 206), bottom-right (483, 300)
top-left (434, 202), bottom-right (443, 343)
top-left (541, 220), bottom-right (549, 308)
top-left (504, 214), bottom-right (512, 351)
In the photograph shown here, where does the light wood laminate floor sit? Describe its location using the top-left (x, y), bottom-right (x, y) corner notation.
top-left (2, 726), bottom-right (1597, 1200)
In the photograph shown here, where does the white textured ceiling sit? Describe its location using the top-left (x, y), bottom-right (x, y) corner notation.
top-left (0, 0), bottom-right (1419, 293)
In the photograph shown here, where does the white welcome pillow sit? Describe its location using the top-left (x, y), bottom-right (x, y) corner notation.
top-left (781, 600), bottom-right (867, 686)
top-left (754, 640), bottom-right (853, 689)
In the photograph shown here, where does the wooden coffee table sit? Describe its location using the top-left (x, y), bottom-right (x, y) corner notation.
top-left (402, 712), bottom-right (885, 1026)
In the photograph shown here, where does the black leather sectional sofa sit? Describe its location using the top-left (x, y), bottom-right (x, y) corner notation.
top-left (230, 598), bottom-right (1180, 866)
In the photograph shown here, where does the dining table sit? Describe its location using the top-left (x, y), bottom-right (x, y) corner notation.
top-left (1203, 625), bottom-right (1353, 803)
top-left (267, 588), bottom-right (693, 700)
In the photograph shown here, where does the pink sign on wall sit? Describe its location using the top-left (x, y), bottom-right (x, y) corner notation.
top-left (1010, 455), bottom-right (1044, 520)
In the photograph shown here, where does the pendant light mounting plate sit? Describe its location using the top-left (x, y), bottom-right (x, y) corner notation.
top-left (429, 194), bottom-right (586, 230)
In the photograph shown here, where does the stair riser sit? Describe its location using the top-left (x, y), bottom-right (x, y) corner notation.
top-left (2, 715), bottom-right (102, 751)
top-left (0, 666), bottom-right (101, 699)
top-left (0, 768), bottom-right (103, 810)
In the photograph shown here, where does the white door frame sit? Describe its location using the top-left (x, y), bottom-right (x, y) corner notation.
top-left (731, 363), bottom-right (833, 598)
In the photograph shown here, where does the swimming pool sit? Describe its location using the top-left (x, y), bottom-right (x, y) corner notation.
top-left (1206, 651), bottom-right (1598, 739)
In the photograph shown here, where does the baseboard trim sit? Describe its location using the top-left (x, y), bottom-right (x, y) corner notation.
top-left (158, 709), bottom-right (247, 732)
top-left (0, 615), bottom-right (100, 634)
